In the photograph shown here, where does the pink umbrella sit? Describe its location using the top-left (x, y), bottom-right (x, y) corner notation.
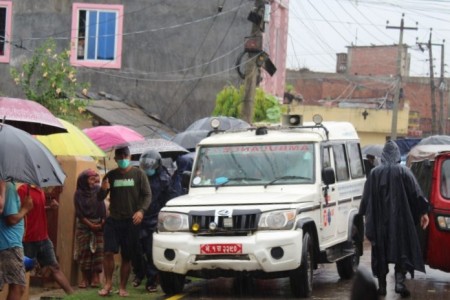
top-left (83, 125), bottom-right (145, 151)
top-left (0, 97), bottom-right (67, 135)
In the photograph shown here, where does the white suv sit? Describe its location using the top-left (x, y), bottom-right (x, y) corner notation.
top-left (154, 116), bottom-right (366, 298)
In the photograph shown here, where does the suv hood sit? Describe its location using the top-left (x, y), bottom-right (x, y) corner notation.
top-left (165, 191), bottom-right (317, 207)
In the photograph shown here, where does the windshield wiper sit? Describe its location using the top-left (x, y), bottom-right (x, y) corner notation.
top-left (215, 177), bottom-right (261, 190)
top-left (264, 175), bottom-right (310, 188)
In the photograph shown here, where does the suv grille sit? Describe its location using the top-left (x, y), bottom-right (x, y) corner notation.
top-left (190, 209), bottom-right (260, 235)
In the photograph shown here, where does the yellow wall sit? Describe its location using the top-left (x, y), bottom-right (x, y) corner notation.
top-left (286, 102), bottom-right (410, 146)
top-left (56, 156), bottom-right (98, 285)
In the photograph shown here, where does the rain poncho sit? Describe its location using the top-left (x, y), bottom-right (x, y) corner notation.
top-left (359, 140), bottom-right (430, 277)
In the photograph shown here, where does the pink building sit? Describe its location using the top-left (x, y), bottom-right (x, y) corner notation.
top-left (261, 0), bottom-right (289, 100)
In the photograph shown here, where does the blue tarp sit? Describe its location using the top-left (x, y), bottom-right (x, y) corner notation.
top-left (395, 138), bottom-right (422, 156)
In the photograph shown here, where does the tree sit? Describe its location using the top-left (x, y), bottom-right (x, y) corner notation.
top-left (213, 85), bottom-right (281, 123)
top-left (10, 39), bottom-right (89, 122)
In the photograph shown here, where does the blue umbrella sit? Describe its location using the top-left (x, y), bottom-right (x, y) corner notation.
top-left (0, 123), bottom-right (66, 187)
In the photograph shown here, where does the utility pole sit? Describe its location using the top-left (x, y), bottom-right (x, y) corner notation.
top-left (439, 40), bottom-right (446, 134)
top-left (428, 31), bottom-right (437, 134)
top-left (417, 31), bottom-right (445, 135)
top-left (386, 14), bottom-right (417, 140)
top-left (242, 0), bottom-right (265, 124)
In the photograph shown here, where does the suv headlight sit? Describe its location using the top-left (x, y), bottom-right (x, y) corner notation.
top-left (158, 212), bottom-right (189, 232)
top-left (258, 209), bottom-right (296, 230)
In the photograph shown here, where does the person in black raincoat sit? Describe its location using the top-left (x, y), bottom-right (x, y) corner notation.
top-left (359, 140), bottom-right (430, 298)
top-left (131, 150), bottom-right (179, 292)
top-left (172, 152), bottom-right (194, 195)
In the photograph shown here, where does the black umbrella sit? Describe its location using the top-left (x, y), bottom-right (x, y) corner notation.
top-left (185, 116), bottom-right (251, 131)
top-left (171, 130), bottom-right (210, 151)
top-left (0, 123), bottom-right (66, 187)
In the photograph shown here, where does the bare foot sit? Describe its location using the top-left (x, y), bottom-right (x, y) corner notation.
top-left (119, 289), bottom-right (129, 297)
top-left (98, 285), bottom-right (112, 297)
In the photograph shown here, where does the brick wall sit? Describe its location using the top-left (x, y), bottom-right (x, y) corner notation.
top-left (347, 45), bottom-right (407, 76)
top-left (286, 70), bottom-right (449, 136)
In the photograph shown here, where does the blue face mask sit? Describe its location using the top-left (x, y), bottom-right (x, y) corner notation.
top-left (117, 159), bottom-right (130, 169)
top-left (146, 169), bottom-right (156, 176)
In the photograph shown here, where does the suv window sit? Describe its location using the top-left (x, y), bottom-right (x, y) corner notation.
top-left (332, 144), bottom-right (349, 181)
top-left (322, 146), bottom-right (331, 168)
top-left (192, 143), bottom-right (315, 187)
top-left (347, 142), bottom-right (364, 179)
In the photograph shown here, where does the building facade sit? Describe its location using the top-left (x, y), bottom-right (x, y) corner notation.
top-left (286, 44), bottom-right (449, 143)
top-left (0, 0), bottom-right (289, 131)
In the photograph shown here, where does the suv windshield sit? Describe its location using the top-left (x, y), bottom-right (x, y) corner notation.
top-left (191, 143), bottom-right (315, 187)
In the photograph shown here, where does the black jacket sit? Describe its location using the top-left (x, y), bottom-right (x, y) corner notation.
top-left (359, 140), bottom-right (429, 277)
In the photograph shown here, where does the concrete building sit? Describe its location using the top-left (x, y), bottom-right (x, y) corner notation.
top-left (286, 44), bottom-right (449, 145)
top-left (0, 0), bottom-right (288, 132)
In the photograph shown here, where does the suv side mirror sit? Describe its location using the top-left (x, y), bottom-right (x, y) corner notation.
top-left (322, 167), bottom-right (335, 185)
top-left (181, 171), bottom-right (192, 191)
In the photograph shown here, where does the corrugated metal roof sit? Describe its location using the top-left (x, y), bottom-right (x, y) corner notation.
top-left (86, 100), bottom-right (176, 140)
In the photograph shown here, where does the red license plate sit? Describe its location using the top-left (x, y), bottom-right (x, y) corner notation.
top-left (200, 243), bottom-right (243, 254)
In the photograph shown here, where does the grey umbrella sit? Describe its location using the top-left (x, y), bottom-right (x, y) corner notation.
top-left (171, 130), bottom-right (210, 151)
top-left (128, 138), bottom-right (189, 160)
top-left (0, 123), bottom-right (66, 187)
top-left (185, 116), bottom-right (251, 131)
top-left (362, 144), bottom-right (384, 158)
top-left (418, 135), bottom-right (450, 145)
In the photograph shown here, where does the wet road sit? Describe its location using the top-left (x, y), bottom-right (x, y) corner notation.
top-left (168, 240), bottom-right (450, 300)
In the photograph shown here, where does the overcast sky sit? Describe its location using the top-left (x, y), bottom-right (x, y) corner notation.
top-left (287, 0), bottom-right (450, 77)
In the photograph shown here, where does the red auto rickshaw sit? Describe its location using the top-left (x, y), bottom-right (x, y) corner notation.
top-left (408, 144), bottom-right (450, 272)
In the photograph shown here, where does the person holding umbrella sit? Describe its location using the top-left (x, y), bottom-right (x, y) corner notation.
top-left (97, 146), bottom-right (151, 297)
top-left (0, 181), bottom-right (33, 300)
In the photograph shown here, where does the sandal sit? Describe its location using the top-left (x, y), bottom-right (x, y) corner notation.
top-left (146, 283), bottom-right (158, 293)
top-left (119, 289), bottom-right (129, 297)
top-left (132, 277), bottom-right (142, 288)
top-left (98, 288), bottom-right (112, 296)
top-left (78, 281), bottom-right (88, 289)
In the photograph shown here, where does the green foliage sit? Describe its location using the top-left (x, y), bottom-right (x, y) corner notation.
top-left (212, 85), bottom-right (242, 117)
top-left (285, 83), bottom-right (294, 93)
top-left (213, 85), bottom-right (281, 123)
top-left (10, 39), bottom-right (89, 122)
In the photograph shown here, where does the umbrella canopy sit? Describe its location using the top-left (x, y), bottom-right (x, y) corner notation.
top-left (129, 138), bottom-right (188, 160)
top-left (83, 125), bottom-right (145, 151)
top-left (0, 123), bottom-right (66, 187)
top-left (362, 144), bottom-right (384, 158)
top-left (185, 116), bottom-right (251, 131)
top-left (36, 119), bottom-right (106, 157)
top-left (407, 144), bottom-right (450, 166)
top-left (0, 97), bottom-right (67, 135)
top-left (171, 130), bottom-right (210, 150)
top-left (417, 135), bottom-right (450, 146)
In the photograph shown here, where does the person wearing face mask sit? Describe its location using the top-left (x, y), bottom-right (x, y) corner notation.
top-left (131, 150), bottom-right (179, 293)
top-left (97, 146), bottom-right (151, 297)
top-left (74, 169), bottom-right (106, 289)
